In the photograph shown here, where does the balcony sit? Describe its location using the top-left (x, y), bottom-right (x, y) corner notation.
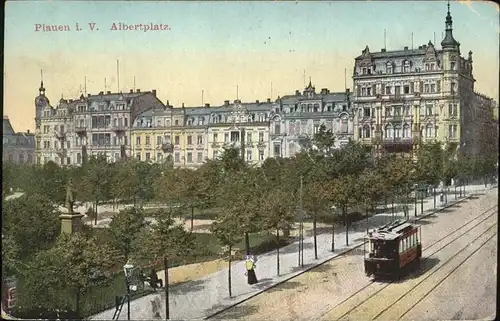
top-left (75, 127), bottom-right (87, 135)
top-left (381, 137), bottom-right (413, 145)
top-left (161, 143), bottom-right (173, 153)
top-left (112, 125), bottom-right (127, 133)
top-left (389, 93), bottom-right (405, 102)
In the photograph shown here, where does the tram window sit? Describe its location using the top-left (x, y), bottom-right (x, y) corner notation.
top-left (405, 238), bottom-right (408, 251)
top-left (399, 240), bottom-right (403, 253)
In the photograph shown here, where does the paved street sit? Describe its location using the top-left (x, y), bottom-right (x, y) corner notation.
top-left (89, 184), bottom-right (492, 320)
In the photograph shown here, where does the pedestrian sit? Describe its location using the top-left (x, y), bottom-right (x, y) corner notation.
top-left (149, 268), bottom-right (163, 290)
top-left (245, 255), bottom-right (258, 285)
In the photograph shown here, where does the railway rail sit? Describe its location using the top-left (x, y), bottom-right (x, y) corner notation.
top-left (314, 204), bottom-right (498, 321)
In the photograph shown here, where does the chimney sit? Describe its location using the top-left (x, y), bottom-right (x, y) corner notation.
top-left (27, 130), bottom-right (30, 134)
top-left (404, 46), bottom-right (408, 51)
top-left (346, 88), bottom-right (350, 93)
top-left (69, 99), bottom-right (73, 103)
top-left (418, 46), bottom-right (422, 49)
top-left (381, 48), bottom-right (386, 52)
top-left (295, 90), bottom-right (300, 96)
top-left (107, 91), bottom-right (111, 94)
top-left (136, 89), bottom-right (140, 93)
top-left (224, 100), bottom-right (230, 106)
top-left (267, 98), bottom-right (271, 103)
top-left (129, 89), bottom-right (133, 93)
top-left (255, 100), bottom-right (260, 103)
top-left (321, 88), bottom-right (329, 95)
top-left (205, 103), bottom-right (210, 107)
top-left (182, 103), bottom-right (185, 108)
top-left (423, 44), bottom-right (427, 49)
top-left (152, 89), bottom-right (156, 96)
top-left (87, 93), bottom-right (91, 97)
top-left (99, 91), bottom-right (104, 95)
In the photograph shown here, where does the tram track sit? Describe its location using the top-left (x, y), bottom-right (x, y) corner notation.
top-left (374, 227), bottom-right (497, 320)
top-left (313, 204), bottom-right (498, 321)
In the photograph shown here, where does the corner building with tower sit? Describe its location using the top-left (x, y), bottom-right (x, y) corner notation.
top-left (352, 3), bottom-right (497, 157)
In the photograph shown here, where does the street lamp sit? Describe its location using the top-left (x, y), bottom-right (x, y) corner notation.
top-left (113, 261), bottom-right (136, 321)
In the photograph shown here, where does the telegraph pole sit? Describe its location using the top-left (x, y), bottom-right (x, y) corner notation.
top-left (299, 175), bottom-right (304, 267)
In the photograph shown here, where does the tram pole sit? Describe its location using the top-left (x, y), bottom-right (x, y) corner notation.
top-left (414, 187), bottom-right (417, 217)
top-left (433, 187), bottom-right (436, 209)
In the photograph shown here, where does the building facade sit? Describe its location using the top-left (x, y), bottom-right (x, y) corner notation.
top-left (3, 116), bottom-right (35, 164)
top-left (35, 84), bottom-right (165, 165)
top-left (273, 82), bottom-right (354, 158)
top-left (352, 3), bottom-right (486, 157)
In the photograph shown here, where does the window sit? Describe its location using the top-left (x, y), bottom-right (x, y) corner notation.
top-left (197, 135), bottom-right (203, 145)
top-left (274, 124), bottom-right (280, 134)
top-left (386, 62), bottom-right (393, 74)
top-left (394, 107), bottom-right (402, 116)
top-left (174, 119), bottom-right (179, 126)
top-left (361, 88), bottom-right (367, 96)
top-left (187, 135), bottom-right (193, 145)
top-left (451, 62), bottom-right (456, 70)
top-left (341, 118), bottom-right (348, 133)
top-left (404, 106), bottom-right (411, 116)
top-left (157, 136), bottom-right (162, 145)
top-left (187, 152), bottom-right (193, 163)
top-left (430, 63), bottom-right (435, 71)
top-left (247, 150), bottom-right (252, 161)
top-left (403, 60), bottom-right (410, 73)
top-left (213, 150), bottom-right (218, 159)
top-left (449, 103), bottom-right (458, 116)
top-left (145, 136), bottom-right (150, 145)
top-left (274, 143), bottom-right (281, 157)
top-left (67, 141), bottom-right (71, 149)
top-left (425, 124), bottom-right (434, 137)
top-left (136, 153), bottom-right (141, 161)
top-left (403, 124), bottom-right (410, 138)
top-left (367, 87), bottom-right (372, 96)
top-left (136, 136), bottom-right (141, 146)
top-left (424, 84), bottom-right (430, 93)
top-left (230, 131), bottom-right (240, 142)
top-left (385, 107), bottom-right (392, 117)
top-left (259, 132), bottom-right (264, 142)
top-left (146, 152), bottom-right (151, 161)
top-left (385, 86), bottom-right (391, 95)
top-left (431, 84), bottom-right (436, 93)
top-left (197, 152), bottom-right (203, 163)
top-left (395, 86), bottom-right (401, 95)
top-left (362, 67), bottom-right (367, 75)
top-left (259, 150), bottom-right (265, 160)
top-left (426, 105), bottom-right (433, 116)
top-left (246, 132), bottom-right (252, 142)
top-left (213, 133), bottom-right (218, 142)
top-left (394, 125), bottom-right (401, 138)
top-left (77, 153), bottom-right (82, 164)
top-left (224, 133), bottom-right (229, 142)
top-left (403, 85), bottom-right (410, 94)
top-left (174, 152), bottom-right (180, 163)
top-left (314, 124), bottom-right (320, 134)
top-left (174, 136), bottom-right (180, 145)
top-left (451, 83), bottom-right (456, 94)
top-left (385, 125), bottom-right (392, 138)
top-left (363, 125), bottom-right (371, 138)
top-left (157, 153), bottom-right (163, 161)
top-left (448, 125), bottom-right (457, 138)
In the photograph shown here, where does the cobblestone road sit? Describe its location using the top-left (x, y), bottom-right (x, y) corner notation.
top-left (214, 186), bottom-right (497, 321)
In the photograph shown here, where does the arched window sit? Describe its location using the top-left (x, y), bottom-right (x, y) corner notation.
top-left (218, 114), bottom-right (222, 122)
top-left (403, 124), bottom-right (410, 138)
top-left (385, 124), bottom-right (393, 138)
top-left (403, 60), bottom-right (411, 73)
top-left (394, 125), bottom-right (402, 138)
top-left (425, 124), bottom-right (434, 137)
top-left (199, 117), bottom-right (205, 126)
top-left (307, 104), bottom-right (312, 112)
top-left (386, 61), bottom-right (393, 74)
top-left (313, 103), bottom-right (319, 112)
top-left (363, 125), bottom-right (371, 138)
top-left (340, 117), bottom-right (348, 134)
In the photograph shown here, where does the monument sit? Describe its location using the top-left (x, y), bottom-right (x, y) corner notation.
top-left (59, 178), bottom-right (85, 234)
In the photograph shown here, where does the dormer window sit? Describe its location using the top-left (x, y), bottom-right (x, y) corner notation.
top-left (386, 62), bottom-right (393, 74)
top-left (403, 60), bottom-right (411, 73)
top-left (451, 62), bottom-right (456, 70)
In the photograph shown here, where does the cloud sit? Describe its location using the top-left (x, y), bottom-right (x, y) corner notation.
top-left (457, 0), bottom-right (481, 16)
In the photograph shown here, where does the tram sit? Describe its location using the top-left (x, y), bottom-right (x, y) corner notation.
top-left (364, 220), bottom-right (422, 279)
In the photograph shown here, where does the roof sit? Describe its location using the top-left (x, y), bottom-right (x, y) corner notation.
top-left (368, 220), bottom-right (416, 241)
top-left (3, 118), bottom-right (15, 134)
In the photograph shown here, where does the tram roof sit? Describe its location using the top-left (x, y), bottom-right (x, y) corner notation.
top-left (367, 221), bottom-right (415, 240)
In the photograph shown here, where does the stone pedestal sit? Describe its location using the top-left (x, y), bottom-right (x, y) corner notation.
top-left (59, 212), bottom-right (85, 234)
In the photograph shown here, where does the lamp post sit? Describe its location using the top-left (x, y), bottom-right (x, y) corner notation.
top-left (123, 262), bottom-right (136, 321)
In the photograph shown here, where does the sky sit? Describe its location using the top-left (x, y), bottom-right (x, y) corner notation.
top-left (4, 0), bottom-right (499, 132)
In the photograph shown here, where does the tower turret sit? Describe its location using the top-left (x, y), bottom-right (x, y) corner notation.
top-left (441, 1), bottom-right (460, 52)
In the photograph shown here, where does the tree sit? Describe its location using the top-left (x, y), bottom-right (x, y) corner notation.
top-left (80, 155), bottom-right (114, 225)
top-left (312, 124), bottom-right (336, 156)
top-left (261, 185), bottom-right (295, 275)
top-left (3, 194), bottom-right (61, 258)
top-left (327, 174), bottom-right (358, 247)
top-left (302, 180), bottom-right (331, 260)
top-left (112, 159), bottom-right (142, 206)
top-left (2, 234), bottom-right (22, 275)
top-left (108, 207), bottom-right (148, 262)
top-left (137, 209), bottom-right (195, 319)
top-left (16, 232), bottom-right (116, 316)
top-left (211, 212), bottom-right (243, 297)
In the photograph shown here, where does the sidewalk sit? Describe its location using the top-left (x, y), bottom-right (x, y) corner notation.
top-left (89, 184), bottom-right (490, 320)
